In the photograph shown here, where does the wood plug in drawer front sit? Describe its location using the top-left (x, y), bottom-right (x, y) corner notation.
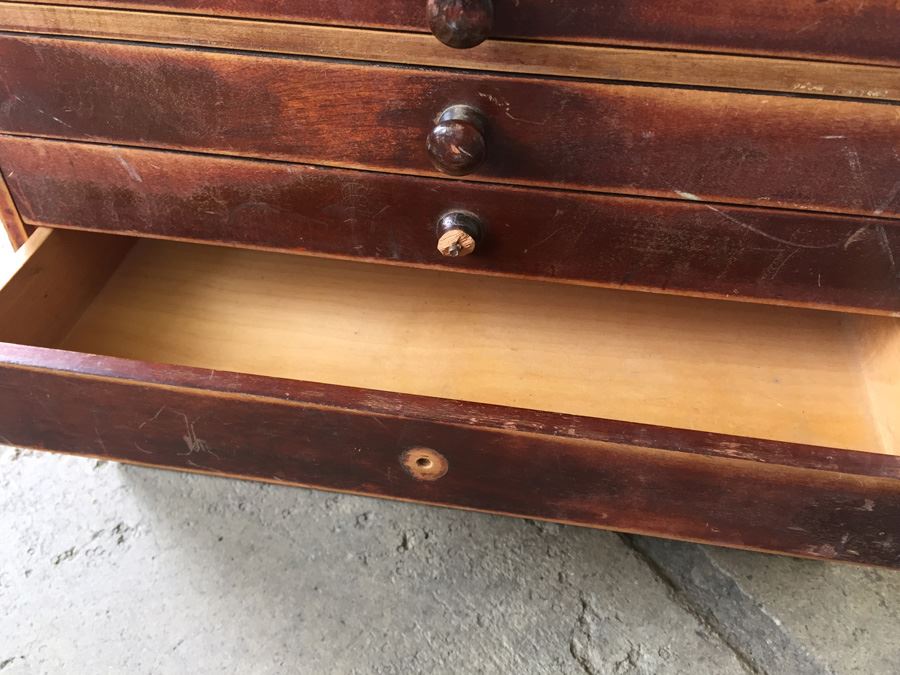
top-left (1, 36), bottom-right (899, 219)
top-left (1, 229), bottom-right (900, 567)
top-left (5, 0), bottom-right (899, 65)
top-left (3, 136), bottom-right (899, 315)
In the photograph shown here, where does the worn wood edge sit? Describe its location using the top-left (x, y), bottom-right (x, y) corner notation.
top-left (0, 3), bottom-right (897, 102)
top-left (1, 341), bottom-right (898, 480)
top-left (2, 441), bottom-right (895, 570)
top-left (0, 167), bottom-right (27, 250)
top-left (3, 0), bottom-right (899, 69)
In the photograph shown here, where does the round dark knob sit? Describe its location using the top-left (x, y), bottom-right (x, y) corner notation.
top-left (426, 0), bottom-right (494, 49)
top-left (426, 105), bottom-right (487, 176)
top-left (436, 211), bottom-right (483, 257)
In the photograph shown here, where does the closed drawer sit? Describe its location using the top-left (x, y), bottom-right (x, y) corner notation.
top-left (2, 36), bottom-right (899, 219)
top-left (2, 228), bottom-right (899, 566)
top-left (8, 0), bottom-right (899, 64)
top-left (3, 136), bottom-right (899, 315)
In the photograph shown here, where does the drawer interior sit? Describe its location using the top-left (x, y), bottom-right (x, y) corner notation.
top-left (3, 230), bottom-right (898, 455)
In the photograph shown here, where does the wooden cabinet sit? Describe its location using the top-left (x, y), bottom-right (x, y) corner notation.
top-left (0, 0), bottom-right (898, 566)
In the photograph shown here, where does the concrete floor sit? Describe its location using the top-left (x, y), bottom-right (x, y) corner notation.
top-left (2, 445), bottom-right (898, 674)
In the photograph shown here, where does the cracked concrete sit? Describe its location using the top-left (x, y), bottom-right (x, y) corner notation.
top-left (1, 446), bottom-right (898, 674)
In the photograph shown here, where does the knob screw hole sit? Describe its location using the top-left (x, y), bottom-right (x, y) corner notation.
top-left (401, 448), bottom-right (448, 481)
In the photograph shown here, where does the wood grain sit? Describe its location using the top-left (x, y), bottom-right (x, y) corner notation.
top-left (3, 137), bottom-right (898, 314)
top-left (2, 0), bottom-right (897, 65)
top-left (45, 238), bottom-right (896, 454)
top-left (0, 228), bottom-right (132, 347)
top-left (1, 342), bottom-right (899, 567)
top-left (0, 168), bottom-right (27, 249)
top-left (849, 316), bottom-right (900, 455)
top-left (0, 4), bottom-right (896, 102)
top-left (1, 36), bottom-right (898, 218)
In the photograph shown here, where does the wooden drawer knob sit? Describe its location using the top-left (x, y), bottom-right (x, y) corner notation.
top-left (426, 0), bottom-right (494, 49)
top-left (436, 211), bottom-right (483, 257)
top-left (426, 105), bottom-right (487, 176)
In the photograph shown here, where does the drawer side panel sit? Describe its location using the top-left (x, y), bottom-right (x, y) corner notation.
top-left (0, 168), bottom-right (27, 250)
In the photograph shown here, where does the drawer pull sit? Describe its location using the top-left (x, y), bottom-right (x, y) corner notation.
top-left (436, 211), bottom-right (482, 257)
top-left (426, 0), bottom-right (494, 49)
top-left (427, 105), bottom-right (487, 176)
top-left (401, 447), bottom-right (449, 481)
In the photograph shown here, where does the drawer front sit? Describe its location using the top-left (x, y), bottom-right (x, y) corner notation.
top-left (1, 36), bottom-right (898, 219)
top-left (2, 343), bottom-right (900, 568)
top-left (4, 137), bottom-right (899, 314)
top-left (8, 0), bottom-right (899, 65)
top-left (2, 4), bottom-right (898, 105)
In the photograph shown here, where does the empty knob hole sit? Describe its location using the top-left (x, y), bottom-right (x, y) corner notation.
top-left (401, 447), bottom-right (449, 481)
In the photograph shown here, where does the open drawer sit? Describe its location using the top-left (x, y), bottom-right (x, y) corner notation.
top-left (2, 229), bottom-right (899, 566)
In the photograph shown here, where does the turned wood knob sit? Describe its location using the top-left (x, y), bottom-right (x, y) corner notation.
top-left (426, 0), bottom-right (494, 49)
top-left (426, 105), bottom-right (487, 176)
top-left (436, 211), bottom-right (483, 257)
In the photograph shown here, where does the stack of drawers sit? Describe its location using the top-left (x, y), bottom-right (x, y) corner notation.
top-left (0, 0), bottom-right (898, 566)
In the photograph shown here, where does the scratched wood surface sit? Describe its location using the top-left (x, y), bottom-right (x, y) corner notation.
top-left (1, 343), bottom-right (900, 567)
top-left (1, 37), bottom-right (898, 219)
top-left (3, 0), bottom-right (898, 65)
top-left (1, 4), bottom-right (898, 102)
top-left (3, 137), bottom-right (898, 314)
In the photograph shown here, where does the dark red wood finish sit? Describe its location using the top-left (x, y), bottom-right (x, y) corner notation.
top-left (6, 0), bottom-right (898, 65)
top-left (1, 36), bottom-right (898, 218)
top-left (427, 0), bottom-right (493, 50)
top-left (3, 137), bottom-right (898, 314)
top-left (426, 105), bottom-right (487, 176)
top-left (1, 343), bottom-right (899, 567)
